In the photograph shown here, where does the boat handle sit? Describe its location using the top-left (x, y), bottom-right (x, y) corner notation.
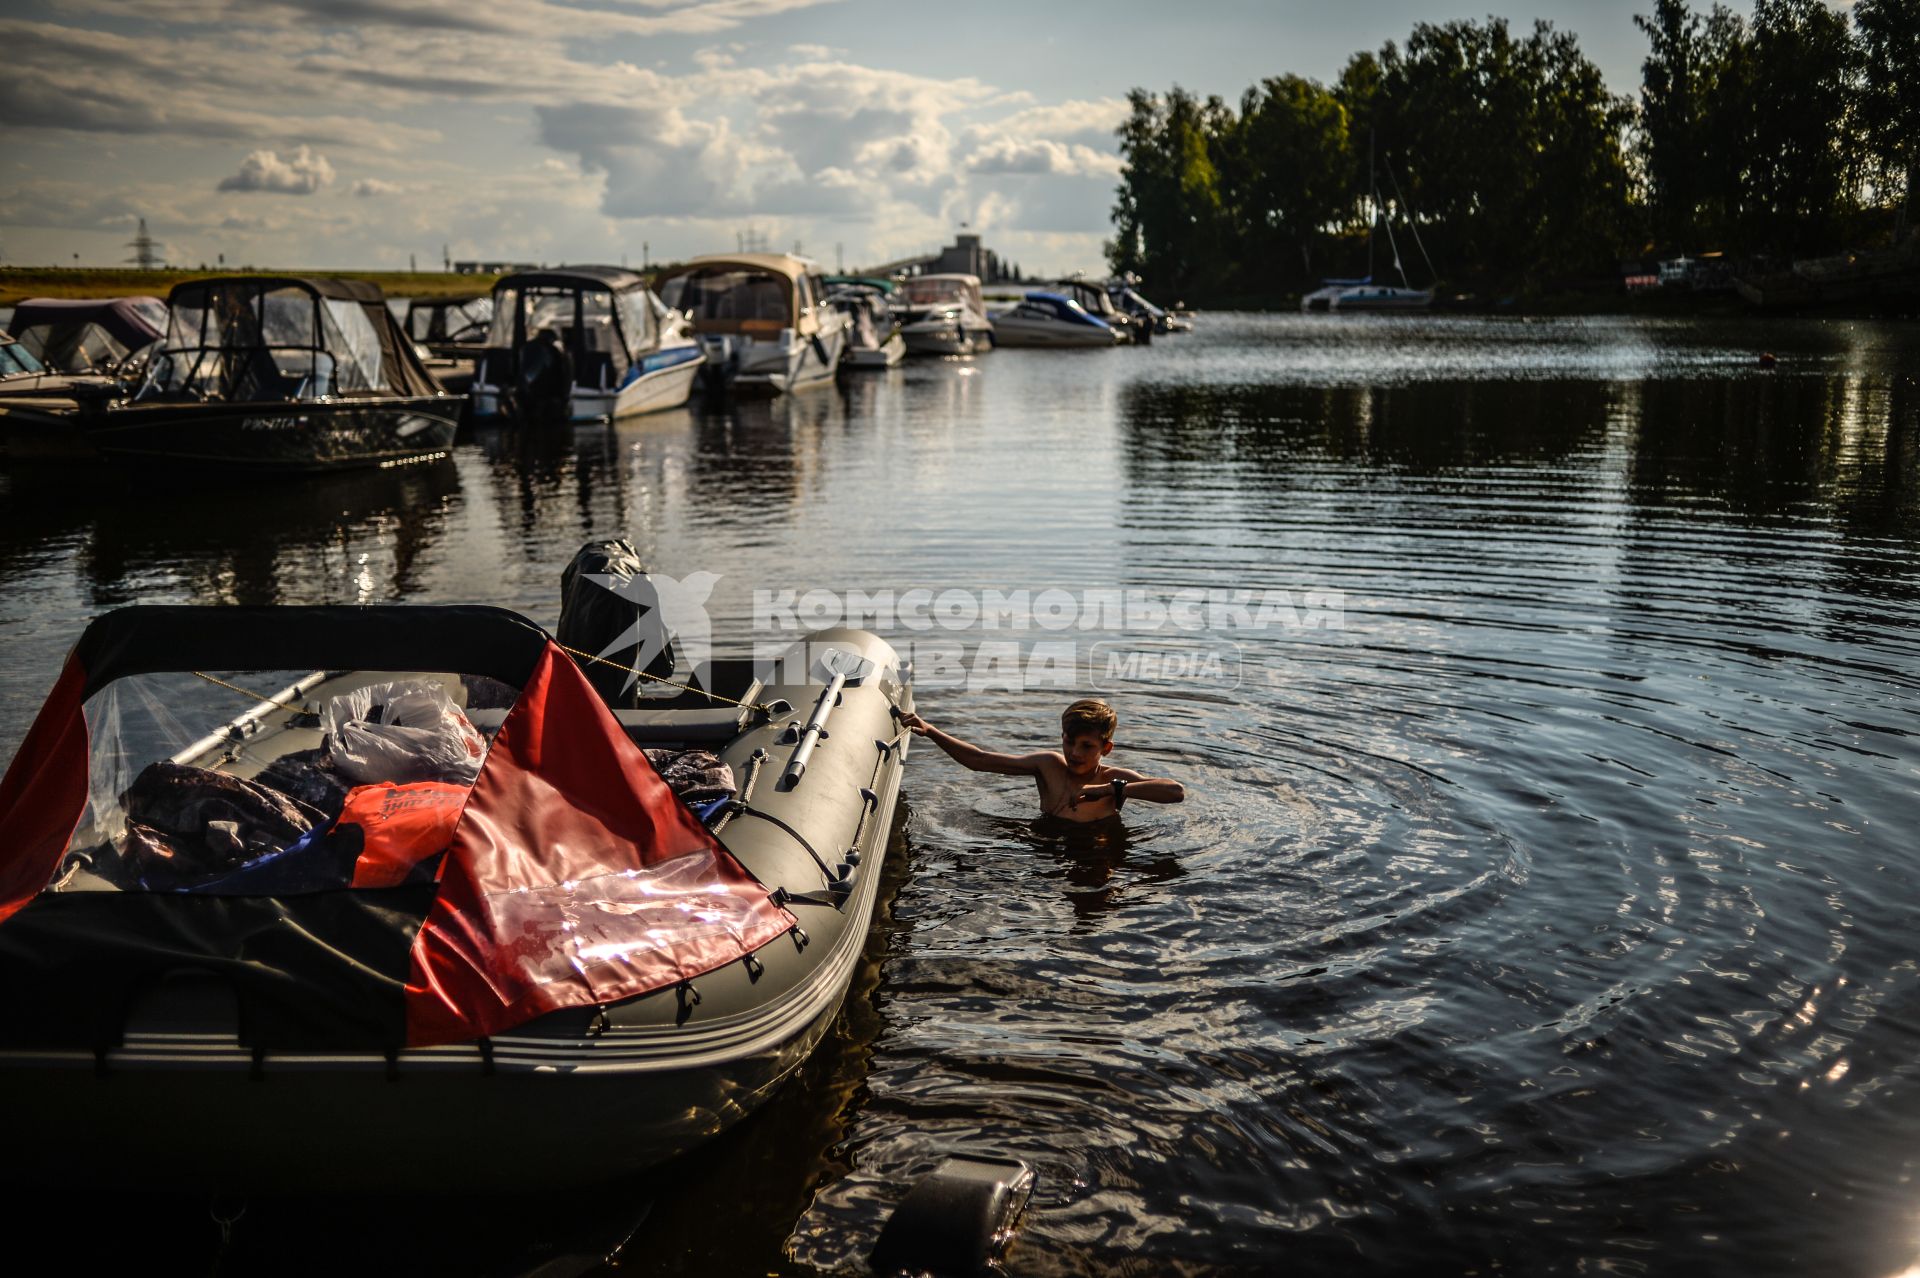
top-left (783, 672), bottom-right (844, 785)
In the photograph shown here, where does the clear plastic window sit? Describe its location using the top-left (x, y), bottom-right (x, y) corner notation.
top-left (53, 669), bottom-right (518, 896)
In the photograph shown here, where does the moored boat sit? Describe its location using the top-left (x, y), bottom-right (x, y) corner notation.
top-left (0, 541), bottom-right (912, 1191)
top-left (826, 279), bottom-right (906, 368)
top-left (1301, 278), bottom-right (1435, 312)
top-left (470, 267), bottom-right (701, 425)
top-left (654, 254), bottom-right (849, 394)
top-left (6, 296), bottom-right (166, 374)
top-left (402, 293), bottom-right (493, 398)
top-left (1050, 278), bottom-right (1143, 343)
top-left (989, 291), bottom-right (1118, 348)
top-left (897, 273), bottom-right (995, 356)
top-left (76, 276), bottom-right (458, 470)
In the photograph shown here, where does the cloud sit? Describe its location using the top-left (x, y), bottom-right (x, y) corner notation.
top-left (536, 101), bottom-right (758, 218)
top-left (351, 178), bottom-right (403, 197)
top-left (218, 146), bottom-right (337, 194)
top-left (965, 138), bottom-right (1122, 179)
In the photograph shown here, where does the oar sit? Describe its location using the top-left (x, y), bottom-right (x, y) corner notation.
top-left (783, 647), bottom-right (874, 786)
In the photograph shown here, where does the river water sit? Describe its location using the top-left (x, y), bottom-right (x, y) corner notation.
top-left (2, 313), bottom-right (1918, 1275)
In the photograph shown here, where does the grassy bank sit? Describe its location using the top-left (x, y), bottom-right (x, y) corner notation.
top-left (0, 268), bottom-right (500, 305)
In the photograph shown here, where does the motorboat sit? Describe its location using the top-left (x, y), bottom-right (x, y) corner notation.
top-left (471, 267), bottom-right (701, 426)
top-left (1105, 282), bottom-right (1184, 335)
top-left (896, 273), bottom-right (995, 356)
top-left (654, 254), bottom-right (849, 394)
top-left (0, 539), bottom-right (912, 1191)
top-left (1049, 279), bottom-right (1143, 344)
top-left (0, 333), bottom-right (121, 463)
top-left (42, 275), bottom-right (460, 471)
top-left (402, 293), bottom-right (493, 398)
top-left (826, 279), bottom-right (905, 368)
top-left (6, 296), bottom-right (166, 374)
top-left (988, 292), bottom-right (1118, 348)
top-left (1300, 277), bottom-right (1434, 312)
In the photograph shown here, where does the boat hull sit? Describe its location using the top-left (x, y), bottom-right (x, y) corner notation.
top-left (843, 333), bottom-right (906, 368)
top-left (988, 317), bottom-right (1116, 348)
top-left (472, 345), bottom-right (704, 422)
top-left (82, 398), bottom-right (459, 470)
top-left (901, 319), bottom-right (994, 357)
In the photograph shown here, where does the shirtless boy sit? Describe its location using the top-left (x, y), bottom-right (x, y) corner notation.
top-left (901, 698), bottom-right (1185, 823)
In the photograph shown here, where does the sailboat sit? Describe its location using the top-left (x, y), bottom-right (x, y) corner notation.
top-left (1303, 145), bottom-right (1436, 313)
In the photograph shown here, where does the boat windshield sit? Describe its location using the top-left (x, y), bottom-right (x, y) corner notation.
top-left (406, 296), bottom-right (492, 344)
top-left (489, 284), bottom-right (644, 376)
top-left (138, 282), bottom-right (384, 402)
top-left (902, 278), bottom-right (969, 308)
top-left (14, 321), bottom-right (133, 373)
top-left (0, 340), bottom-right (45, 377)
top-left (658, 269), bottom-right (794, 332)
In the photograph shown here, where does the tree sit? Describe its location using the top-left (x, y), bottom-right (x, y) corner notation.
top-left (1745, 0), bottom-right (1860, 254)
top-left (1234, 76), bottom-right (1353, 284)
top-left (1636, 0), bottom-right (1706, 249)
top-left (1854, 0), bottom-right (1920, 234)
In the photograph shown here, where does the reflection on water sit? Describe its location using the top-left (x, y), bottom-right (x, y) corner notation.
top-left (3, 315), bottom-right (1920, 1275)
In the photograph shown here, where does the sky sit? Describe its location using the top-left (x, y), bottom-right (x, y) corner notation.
top-left (0, 1), bottom-right (1755, 277)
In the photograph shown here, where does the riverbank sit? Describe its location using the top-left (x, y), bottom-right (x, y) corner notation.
top-left (0, 268), bottom-right (500, 305)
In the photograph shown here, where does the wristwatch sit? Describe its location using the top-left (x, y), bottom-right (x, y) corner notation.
top-left (1110, 777), bottom-right (1127, 809)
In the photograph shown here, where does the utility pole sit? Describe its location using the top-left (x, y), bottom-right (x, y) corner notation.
top-left (835, 242), bottom-right (844, 273)
top-left (643, 241), bottom-right (649, 269)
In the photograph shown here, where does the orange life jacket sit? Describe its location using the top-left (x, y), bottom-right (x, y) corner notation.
top-left (338, 781), bottom-right (469, 889)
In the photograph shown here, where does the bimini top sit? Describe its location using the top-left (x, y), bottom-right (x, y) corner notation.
top-left (7, 296), bottom-right (166, 374)
top-left (1020, 292), bottom-right (1111, 328)
top-left (138, 275), bottom-right (443, 402)
top-left (654, 254), bottom-right (830, 337)
top-left (493, 265), bottom-right (651, 294)
top-left (0, 604), bottom-right (795, 1050)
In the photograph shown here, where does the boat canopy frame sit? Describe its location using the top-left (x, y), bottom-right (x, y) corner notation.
top-left (133, 276), bottom-right (441, 404)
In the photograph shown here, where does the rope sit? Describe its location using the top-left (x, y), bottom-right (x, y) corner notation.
top-left (553, 642), bottom-right (771, 713)
top-left (192, 671), bottom-right (298, 708)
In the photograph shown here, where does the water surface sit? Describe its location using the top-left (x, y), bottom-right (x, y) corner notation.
top-left (2, 313), bottom-right (1918, 1275)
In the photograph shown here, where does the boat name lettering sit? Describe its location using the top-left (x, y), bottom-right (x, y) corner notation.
top-left (241, 415), bottom-right (306, 432)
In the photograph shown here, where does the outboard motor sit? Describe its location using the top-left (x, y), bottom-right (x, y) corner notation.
top-left (557, 538), bottom-right (677, 709)
top-left (505, 329), bottom-right (573, 430)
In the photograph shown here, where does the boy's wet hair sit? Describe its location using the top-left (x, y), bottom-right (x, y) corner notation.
top-left (1061, 698), bottom-right (1116, 741)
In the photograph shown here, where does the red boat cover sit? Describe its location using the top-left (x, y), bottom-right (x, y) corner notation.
top-left (406, 643), bottom-right (795, 1045)
top-left (0, 636), bottom-right (796, 1048)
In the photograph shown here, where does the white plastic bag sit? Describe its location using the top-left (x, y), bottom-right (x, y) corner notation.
top-left (322, 680), bottom-right (485, 786)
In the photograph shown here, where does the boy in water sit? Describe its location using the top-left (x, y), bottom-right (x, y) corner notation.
top-left (902, 698), bottom-right (1185, 823)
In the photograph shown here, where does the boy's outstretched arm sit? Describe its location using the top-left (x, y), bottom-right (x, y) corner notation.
top-left (902, 712), bottom-right (1049, 776)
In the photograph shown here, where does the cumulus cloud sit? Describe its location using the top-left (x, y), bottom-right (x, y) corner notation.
top-left (218, 146), bottom-right (336, 194)
top-left (351, 178), bottom-right (403, 197)
top-left (965, 138), bottom-right (1122, 179)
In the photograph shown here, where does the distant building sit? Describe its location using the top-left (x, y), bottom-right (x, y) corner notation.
top-left (452, 260), bottom-right (537, 275)
top-left (869, 232), bottom-right (1009, 281)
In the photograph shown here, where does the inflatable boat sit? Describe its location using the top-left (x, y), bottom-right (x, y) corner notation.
top-left (0, 543), bottom-right (911, 1191)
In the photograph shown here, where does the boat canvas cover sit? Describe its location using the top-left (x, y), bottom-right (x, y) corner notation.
top-left (149, 277), bottom-right (442, 401)
top-left (7, 296), bottom-right (166, 372)
top-left (0, 606), bottom-right (795, 1049)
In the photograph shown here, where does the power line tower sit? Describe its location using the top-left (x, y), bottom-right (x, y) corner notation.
top-left (126, 217), bottom-right (160, 270)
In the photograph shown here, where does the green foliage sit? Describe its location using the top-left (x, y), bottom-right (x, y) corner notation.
top-left (1109, 6), bottom-right (1920, 304)
top-left (1109, 18), bottom-right (1632, 299)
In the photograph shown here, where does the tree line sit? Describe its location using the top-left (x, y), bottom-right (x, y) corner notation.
top-left (1107, 0), bottom-right (1919, 303)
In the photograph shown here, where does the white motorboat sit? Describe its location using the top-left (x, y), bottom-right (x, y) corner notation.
top-left (988, 292), bottom-right (1118, 348)
top-left (472, 267), bottom-right (702, 424)
top-left (897, 274), bottom-right (994, 357)
top-left (826, 280), bottom-right (906, 368)
top-left (654, 254), bottom-right (850, 394)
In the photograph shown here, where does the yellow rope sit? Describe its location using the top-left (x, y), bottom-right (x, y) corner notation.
top-left (192, 670), bottom-right (297, 707)
top-left (553, 642), bottom-right (770, 713)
